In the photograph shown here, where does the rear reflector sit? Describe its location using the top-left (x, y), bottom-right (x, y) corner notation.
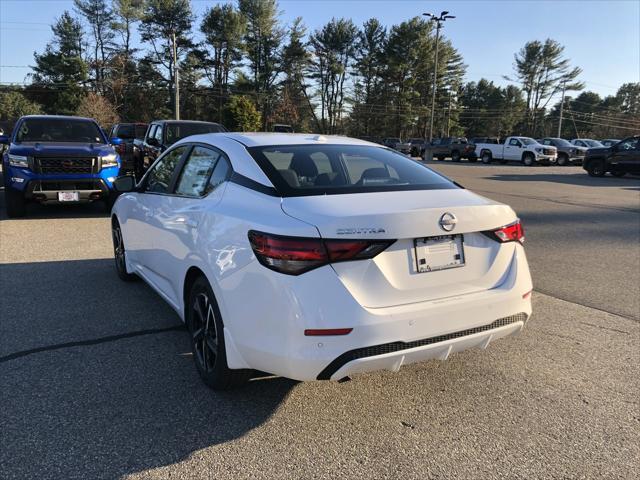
top-left (483, 220), bottom-right (525, 244)
top-left (305, 328), bottom-right (353, 336)
top-left (522, 290), bottom-right (532, 299)
top-left (248, 230), bottom-right (395, 275)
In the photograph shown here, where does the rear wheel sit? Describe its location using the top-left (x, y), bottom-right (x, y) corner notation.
top-left (587, 160), bottom-right (606, 177)
top-left (4, 187), bottom-right (26, 218)
top-left (187, 276), bottom-right (251, 390)
top-left (557, 153), bottom-right (568, 166)
top-left (523, 153), bottom-right (535, 167)
top-left (451, 150), bottom-right (461, 162)
top-left (112, 218), bottom-right (137, 281)
top-left (481, 151), bottom-right (492, 164)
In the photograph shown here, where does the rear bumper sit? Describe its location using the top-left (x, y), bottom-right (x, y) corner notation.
top-left (220, 244), bottom-right (533, 381)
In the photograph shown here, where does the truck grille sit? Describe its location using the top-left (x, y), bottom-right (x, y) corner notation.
top-left (543, 149), bottom-right (555, 155)
top-left (36, 156), bottom-right (97, 174)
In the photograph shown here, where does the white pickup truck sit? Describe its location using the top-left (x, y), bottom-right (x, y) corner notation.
top-left (475, 136), bottom-right (557, 166)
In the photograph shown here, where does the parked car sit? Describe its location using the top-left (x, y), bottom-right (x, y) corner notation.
top-left (111, 133), bottom-right (532, 388)
top-left (583, 135), bottom-right (640, 177)
top-left (133, 120), bottom-right (227, 175)
top-left (475, 136), bottom-right (557, 166)
top-left (571, 138), bottom-right (604, 149)
top-left (424, 137), bottom-right (476, 162)
top-left (382, 137), bottom-right (411, 154)
top-left (407, 137), bottom-right (425, 157)
top-left (273, 124), bottom-right (294, 133)
top-left (0, 115), bottom-right (122, 217)
top-left (109, 122), bottom-right (147, 173)
top-left (539, 137), bottom-right (587, 166)
top-left (600, 139), bottom-right (621, 147)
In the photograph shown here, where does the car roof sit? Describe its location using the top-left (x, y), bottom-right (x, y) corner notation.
top-left (206, 132), bottom-right (380, 148)
top-left (20, 115), bottom-right (97, 122)
top-left (152, 119), bottom-right (223, 125)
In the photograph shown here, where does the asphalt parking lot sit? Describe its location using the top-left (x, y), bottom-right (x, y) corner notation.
top-left (1, 162), bottom-right (639, 479)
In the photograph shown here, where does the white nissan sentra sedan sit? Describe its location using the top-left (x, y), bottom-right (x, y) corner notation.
top-left (111, 133), bottom-right (533, 389)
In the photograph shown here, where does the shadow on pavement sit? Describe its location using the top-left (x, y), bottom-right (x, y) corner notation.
top-left (487, 172), bottom-right (640, 189)
top-left (0, 258), bottom-right (295, 478)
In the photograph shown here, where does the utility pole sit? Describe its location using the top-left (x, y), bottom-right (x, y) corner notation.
top-left (423, 11), bottom-right (455, 142)
top-left (446, 89), bottom-right (452, 137)
top-left (172, 30), bottom-right (180, 120)
top-left (557, 79), bottom-right (567, 138)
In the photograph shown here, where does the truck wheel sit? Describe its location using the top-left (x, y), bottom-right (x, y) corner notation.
top-left (523, 153), bottom-right (535, 167)
top-left (5, 188), bottom-right (26, 218)
top-left (111, 217), bottom-right (138, 282)
top-left (587, 160), bottom-right (606, 177)
top-left (481, 151), bottom-right (492, 164)
top-left (187, 275), bottom-right (251, 390)
top-left (557, 153), bottom-right (568, 166)
top-left (451, 150), bottom-right (461, 162)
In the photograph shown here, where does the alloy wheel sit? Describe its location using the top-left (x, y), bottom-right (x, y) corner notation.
top-left (112, 224), bottom-right (126, 273)
top-left (191, 292), bottom-right (218, 373)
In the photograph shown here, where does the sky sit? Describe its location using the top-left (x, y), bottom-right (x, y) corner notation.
top-left (1, 0), bottom-right (639, 101)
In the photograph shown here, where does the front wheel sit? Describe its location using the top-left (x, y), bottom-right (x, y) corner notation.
top-left (523, 154), bottom-right (535, 167)
top-left (557, 153), bottom-right (568, 166)
top-left (587, 160), bottom-right (606, 177)
top-left (112, 218), bottom-right (138, 281)
top-left (481, 151), bottom-right (492, 164)
top-left (4, 187), bottom-right (26, 218)
top-left (187, 276), bottom-right (251, 390)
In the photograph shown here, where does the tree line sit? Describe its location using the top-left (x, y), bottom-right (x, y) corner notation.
top-left (1, 0), bottom-right (638, 140)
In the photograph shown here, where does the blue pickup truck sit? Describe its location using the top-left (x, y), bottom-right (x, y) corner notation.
top-left (0, 115), bottom-right (122, 217)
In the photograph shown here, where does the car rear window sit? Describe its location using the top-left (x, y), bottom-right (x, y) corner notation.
top-left (248, 144), bottom-right (458, 197)
top-left (15, 118), bottom-right (105, 143)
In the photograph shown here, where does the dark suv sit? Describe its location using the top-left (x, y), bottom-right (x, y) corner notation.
top-left (423, 137), bottom-right (476, 162)
top-left (583, 136), bottom-right (640, 177)
top-left (133, 120), bottom-right (226, 175)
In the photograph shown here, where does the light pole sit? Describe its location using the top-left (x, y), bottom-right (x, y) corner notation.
top-left (423, 11), bottom-right (455, 142)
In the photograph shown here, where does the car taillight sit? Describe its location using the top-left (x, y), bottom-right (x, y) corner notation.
top-left (483, 220), bottom-right (525, 244)
top-left (248, 230), bottom-right (395, 275)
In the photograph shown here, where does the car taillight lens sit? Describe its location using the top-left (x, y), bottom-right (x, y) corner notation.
top-left (484, 220), bottom-right (525, 244)
top-left (248, 230), bottom-right (395, 275)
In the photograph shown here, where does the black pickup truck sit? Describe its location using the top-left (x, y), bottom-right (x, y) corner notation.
top-left (422, 137), bottom-right (477, 162)
top-left (583, 135), bottom-right (640, 177)
top-left (133, 120), bottom-right (227, 176)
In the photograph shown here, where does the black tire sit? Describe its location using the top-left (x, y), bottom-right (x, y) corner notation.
top-left (451, 150), bottom-right (461, 162)
top-left (611, 171), bottom-right (626, 177)
top-left (111, 218), bottom-right (138, 281)
top-left (4, 187), bottom-right (26, 218)
top-left (187, 276), bottom-right (251, 390)
top-left (587, 160), bottom-right (606, 177)
top-left (481, 151), bottom-right (492, 164)
top-left (557, 153), bottom-right (568, 166)
top-left (523, 153), bottom-right (535, 167)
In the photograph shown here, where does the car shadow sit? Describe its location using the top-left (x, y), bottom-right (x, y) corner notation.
top-left (486, 172), bottom-right (640, 189)
top-left (0, 259), bottom-right (295, 478)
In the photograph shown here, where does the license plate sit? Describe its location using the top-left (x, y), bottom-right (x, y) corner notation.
top-left (58, 191), bottom-right (79, 202)
top-left (415, 235), bottom-right (465, 273)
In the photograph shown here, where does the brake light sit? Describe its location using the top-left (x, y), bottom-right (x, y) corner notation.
top-left (484, 220), bottom-right (525, 244)
top-left (248, 230), bottom-right (395, 275)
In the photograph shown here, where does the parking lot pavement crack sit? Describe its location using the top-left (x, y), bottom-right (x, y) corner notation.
top-left (0, 324), bottom-right (186, 364)
top-left (534, 289), bottom-right (640, 323)
top-left (579, 321), bottom-right (631, 335)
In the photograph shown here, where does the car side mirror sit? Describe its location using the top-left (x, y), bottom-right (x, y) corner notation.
top-left (0, 135), bottom-right (9, 145)
top-left (114, 175), bottom-right (136, 193)
top-left (110, 137), bottom-right (123, 146)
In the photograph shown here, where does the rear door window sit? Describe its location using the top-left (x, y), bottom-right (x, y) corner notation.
top-left (175, 146), bottom-right (221, 197)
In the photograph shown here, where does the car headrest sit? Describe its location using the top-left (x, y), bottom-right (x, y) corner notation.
top-left (289, 153), bottom-right (318, 178)
top-left (278, 169), bottom-right (300, 187)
